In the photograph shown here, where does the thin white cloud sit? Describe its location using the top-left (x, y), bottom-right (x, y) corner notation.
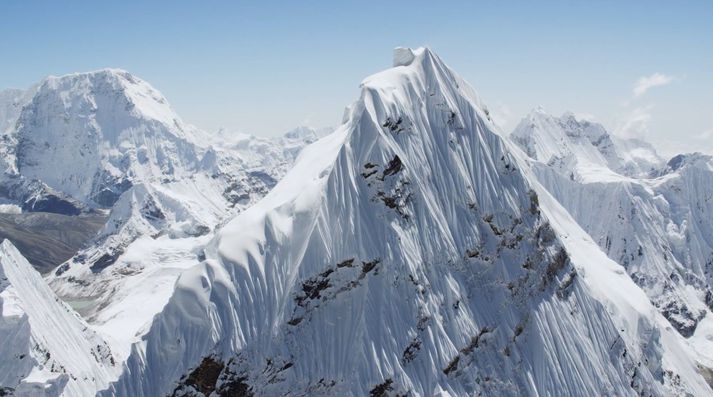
top-left (615, 105), bottom-right (653, 139)
top-left (695, 128), bottom-right (713, 140)
top-left (633, 73), bottom-right (674, 97)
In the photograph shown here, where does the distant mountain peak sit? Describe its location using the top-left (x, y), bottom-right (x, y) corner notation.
top-left (36, 68), bottom-right (183, 132)
top-left (665, 152), bottom-right (713, 172)
top-left (512, 109), bottom-right (663, 178)
top-left (11, 68), bottom-right (202, 206)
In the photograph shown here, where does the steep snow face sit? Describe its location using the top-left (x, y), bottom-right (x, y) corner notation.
top-left (512, 111), bottom-right (713, 369)
top-left (0, 240), bottom-right (118, 396)
top-left (510, 109), bottom-right (663, 180)
top-left (46, 125), bottom-right (323, 360)
top-left (14, 69), bottom-right (201, 207)
top-left (0, 88), bottom-right (31, 134)
top-left (0, 87), bottom-right (35, 176)
top-left (106, 48), bottom-right (709, 396)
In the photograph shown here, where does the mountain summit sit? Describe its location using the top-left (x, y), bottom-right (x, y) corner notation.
top-left (103, 48), bottom-right (711, 396)
top-left (14, 69), bottom-right (201, 207)
top-left (0, 48), bottom-right (711, 396)
top-left (510, 109), bottom-right (663, 180)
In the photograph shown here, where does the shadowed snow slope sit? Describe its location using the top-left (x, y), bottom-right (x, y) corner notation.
top-left (0, 240), bottom-right (118, 396)
top-left (104, 48), bottom-right (710, 396)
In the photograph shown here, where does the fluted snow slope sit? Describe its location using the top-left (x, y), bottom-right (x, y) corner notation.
top-left (511, 111), bottom-right (713, 375)
top-left (0, 69), bottom-right (324, 368)
top-left (0, 240), bottom-right (118, 396)
top-left (105, 48), bottom-right (710, 396)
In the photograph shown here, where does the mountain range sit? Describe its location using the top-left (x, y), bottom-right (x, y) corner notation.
top-left (1, 47), bottom-right (712, 396)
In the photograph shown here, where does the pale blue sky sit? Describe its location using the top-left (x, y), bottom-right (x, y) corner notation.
top-left (1, 1), bottom-right (712, 155)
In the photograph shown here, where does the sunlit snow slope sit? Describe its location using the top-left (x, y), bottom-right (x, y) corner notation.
top-left (105, 48), bottom-right (711, 396)
top-left (0, 240), bottom-right (118, 396)
top-left (511, 111), bottom-right (713, 370)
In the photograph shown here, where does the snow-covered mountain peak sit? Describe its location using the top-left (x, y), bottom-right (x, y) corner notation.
top-left (612, 136), bottom-right (664, 171)
top-left (517, 108), bottom-right (608, 145)
top-left (512, 108), bottom-right (663, 179)
top-left (665, 152), bottom-right (713, 173)
top-left (37, 68), bottom-right (190, 138)
top-left (101, 47), bottom-right (712, 397)
top-left (13, 69), bottom-right (202, 206)
top-left (532, 104), bottom-right (548, 114)
top-left (363, 46), bottom-right (493, 128)
top-left (511, 109), bottom-right (611, 171)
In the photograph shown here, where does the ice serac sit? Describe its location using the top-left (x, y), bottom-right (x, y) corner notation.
top-left (0, 239), bottom-right (117, 396)
top-left (393, 47), bottom-right (416, 67)
top-left (106, 48), bottom-right (710, 396)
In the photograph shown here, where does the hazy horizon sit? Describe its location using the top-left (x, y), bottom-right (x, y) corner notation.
top-left (2, 1), bottom-right (711, 157)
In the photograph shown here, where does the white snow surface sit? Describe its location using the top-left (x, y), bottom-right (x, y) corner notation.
top-left (510, 108), bottom-right (664, 180)
top-left (103, 48), bottom-right (711, 396)
top-left (1, 47), bottom-right (711, 396)
top-left (0, 64), bottom-right (333, 397)
top-left (0, 67), bottom-right (327, 368)
top-left (511, 108), bottom-right (713, 382)
top-left (14, 69), bottom-right (202, 205)
top-left (0, 240), bottom-right (118, 396)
